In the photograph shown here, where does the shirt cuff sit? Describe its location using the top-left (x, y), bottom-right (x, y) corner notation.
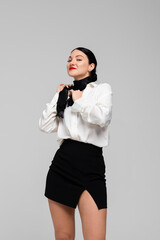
top-left (71, 97), bottom-right (88, 113)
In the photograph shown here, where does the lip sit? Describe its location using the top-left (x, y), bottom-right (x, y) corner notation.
top-left (69, 67), bottom-right (77, 70)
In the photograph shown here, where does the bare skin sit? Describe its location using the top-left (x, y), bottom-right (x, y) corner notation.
top-left (48, 190), bottom-right (107, 240)
top-left (48, 199), bottom-right (75, 240)
top-left (47, 49), bottom-right (107, 239)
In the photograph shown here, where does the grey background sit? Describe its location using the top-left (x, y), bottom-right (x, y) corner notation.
top-left (0, 0), bottom-right (159, 239)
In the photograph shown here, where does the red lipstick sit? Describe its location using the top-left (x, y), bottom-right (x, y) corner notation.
top-left (69, 67), bottom-right (77, 70)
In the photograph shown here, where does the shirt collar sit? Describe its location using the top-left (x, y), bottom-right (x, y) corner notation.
top-left (88, 82), bottom-right (97, 87)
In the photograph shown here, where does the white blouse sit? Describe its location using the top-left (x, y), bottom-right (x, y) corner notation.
top-left (38, 81), bottom-right (113, 148)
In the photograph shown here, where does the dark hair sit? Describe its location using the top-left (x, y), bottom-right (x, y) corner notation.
top-left (71, 47), bottom-right (97, 82)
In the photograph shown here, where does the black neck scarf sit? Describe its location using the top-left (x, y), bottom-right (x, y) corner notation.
top-left (56, 75), bottom-right (94, 118)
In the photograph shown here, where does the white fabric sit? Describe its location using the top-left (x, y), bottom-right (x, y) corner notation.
top-left (38, 81), bottom-right (113, 148)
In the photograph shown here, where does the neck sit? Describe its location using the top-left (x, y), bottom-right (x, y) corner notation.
top-left (72, 75), bottom-right (92, 91)
top-left (74, 74), bottom-right (90, 81)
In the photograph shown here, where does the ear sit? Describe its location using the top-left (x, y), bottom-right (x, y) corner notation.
top-left (89, 63), bottom-right (95, 71)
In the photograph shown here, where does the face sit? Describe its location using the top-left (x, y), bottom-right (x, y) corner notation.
top-left (67, 49), bottom-right (95, 80)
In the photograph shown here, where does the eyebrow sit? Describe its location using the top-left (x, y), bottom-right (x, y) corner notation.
top-left (68, 55), bottom-right (84, 58)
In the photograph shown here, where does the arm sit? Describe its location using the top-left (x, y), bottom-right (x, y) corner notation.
top-left (71, 83), bottom-right (113, 128)
top-left (39, 91), bottom-right (60, 133)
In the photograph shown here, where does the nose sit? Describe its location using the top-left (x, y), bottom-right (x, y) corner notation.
top-left (70, 59), bottom-right (76, 65)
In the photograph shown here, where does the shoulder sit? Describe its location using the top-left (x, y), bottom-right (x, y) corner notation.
top-left (90, 82), bottom-right (112, 94)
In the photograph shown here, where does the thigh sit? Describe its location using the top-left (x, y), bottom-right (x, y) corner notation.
top-left (78, 190), bottom-right (107, 240)
top-left (48, 198), bottom-right (75, 239)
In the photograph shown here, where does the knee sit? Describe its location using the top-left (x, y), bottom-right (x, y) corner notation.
top-left (56, 237), bottom-right (74, 240)
top-left (56, 238), bottom-right (73, 240)
top-left (55, 233), bottom-right (74, 240)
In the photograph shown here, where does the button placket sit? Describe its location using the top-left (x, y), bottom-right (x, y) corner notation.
top-left (72, 112), bottom-right (78, 139)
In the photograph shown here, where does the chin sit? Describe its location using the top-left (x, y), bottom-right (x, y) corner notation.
top-left (68, 72), bottom-right (78, 78)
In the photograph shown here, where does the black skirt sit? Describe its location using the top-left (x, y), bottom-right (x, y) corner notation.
top-left (44, 138), bottom-right (107, 210)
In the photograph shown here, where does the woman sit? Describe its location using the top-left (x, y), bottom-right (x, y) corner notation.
top-left (39, 47), bottom-right (113, 240)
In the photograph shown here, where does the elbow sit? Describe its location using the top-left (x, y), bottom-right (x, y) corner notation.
top-left (38, 118), bottom-right (49, 133)
top-left (38, 118), bottom-right (58, 133)
top-left (99, 118), bottom-right (111, 128)
top-left (99, 108), bottom-right (112, 128)
top-left (39, 124), bottom-right (57, 133)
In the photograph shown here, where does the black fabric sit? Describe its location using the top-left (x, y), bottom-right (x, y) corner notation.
top-left (44, 138), bottom-right (107, 210)
top-left (56, 76), bottom-right (94, 118)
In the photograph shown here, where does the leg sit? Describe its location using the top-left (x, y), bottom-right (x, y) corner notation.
top-left (78, 190), bottom-right (107, 240)
top-left (48, 198), bottom-right (75, 240)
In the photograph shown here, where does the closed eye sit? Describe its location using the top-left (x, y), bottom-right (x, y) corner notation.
top-left (67, 59), bottom-right (82, 62)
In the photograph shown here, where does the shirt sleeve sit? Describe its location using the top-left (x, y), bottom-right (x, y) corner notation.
top-left (71, 83), bottom-right (113, 128)
top-left (38, 91), bottom-right (60, 133)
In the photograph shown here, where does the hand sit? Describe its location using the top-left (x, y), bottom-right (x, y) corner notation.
top-left (56, 83), bottom-right (73, 93)
top-left (68, 89), bottom-right (84, 102)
